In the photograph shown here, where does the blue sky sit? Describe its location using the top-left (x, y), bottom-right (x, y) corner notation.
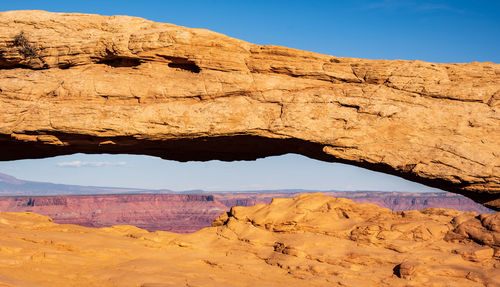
top-left (0, 1), bottom-right (498, 191)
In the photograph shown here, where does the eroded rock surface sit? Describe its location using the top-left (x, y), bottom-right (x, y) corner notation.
top-left (0, 193), bottom-right (498, 286)
top-left (0, 11), bottom-right (499, 209)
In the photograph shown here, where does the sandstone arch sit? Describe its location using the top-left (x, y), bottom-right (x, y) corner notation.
top-left (0, 11), bottom-right (498, 210)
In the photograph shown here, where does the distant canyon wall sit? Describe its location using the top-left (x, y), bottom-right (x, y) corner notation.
top-left (0, 192), bottom-right (492, 233)
top-left (0, 194), bottom-right (226, 232)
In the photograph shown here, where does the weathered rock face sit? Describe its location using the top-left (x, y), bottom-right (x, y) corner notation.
top-left (0, 193), bottom-right (498, 286)
top-left (0, 11), bottom-right (498, 209)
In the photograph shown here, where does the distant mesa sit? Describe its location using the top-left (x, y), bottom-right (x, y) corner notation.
top-left (0, 172), bottom-right (23, 185)
top-left (0, 172), bottom-right (169, 196)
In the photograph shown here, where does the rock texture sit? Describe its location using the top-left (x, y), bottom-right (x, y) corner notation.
top-left (0, 193), bottom-right (498, 286)
top-left (0, 191), bottom-right (492, 233)
top-left (0, 11), bottom-right (499, 209)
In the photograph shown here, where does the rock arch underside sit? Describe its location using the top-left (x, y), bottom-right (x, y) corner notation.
top-left (0, 11), bottom-right (498, 210)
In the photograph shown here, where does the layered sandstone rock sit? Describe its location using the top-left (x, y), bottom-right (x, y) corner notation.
top-left (0, 193), bottom-right (498, 286)
top-left (0, 11), bottom-right (498, 209)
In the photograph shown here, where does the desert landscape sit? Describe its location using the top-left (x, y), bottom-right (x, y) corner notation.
top-left (0, 8), bottom-right (499, 287)
top-left (0, 172), bottom-right (493, 232)
top-left (0, 193), bottom-right (499, 286)
top-left (0, 191), bottom-right (493, 233)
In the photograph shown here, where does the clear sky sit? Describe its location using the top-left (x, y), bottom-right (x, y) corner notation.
top-left (0, 1), bottom-right (498, 192)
